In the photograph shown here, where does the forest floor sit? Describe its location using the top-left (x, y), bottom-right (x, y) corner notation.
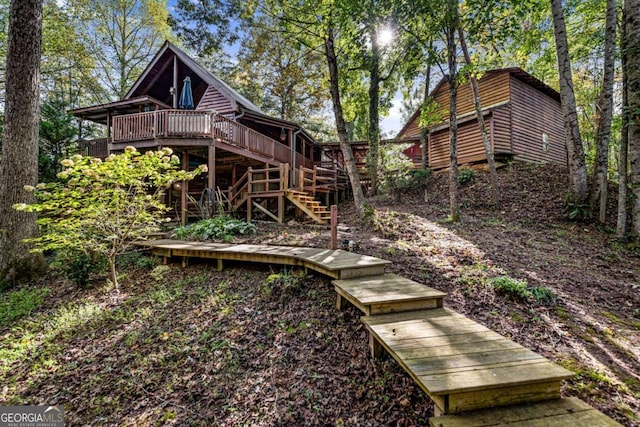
top-left (1, 163), bottom-right (639, 426)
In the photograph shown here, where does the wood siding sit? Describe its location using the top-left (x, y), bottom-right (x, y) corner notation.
top-left (399, 72), bottom-right (511, 140)
top-left (509, 76), bottom-right (566, 165)
top-left (196, 85), bottom-right (235, 114)
top-left (428, 119), bottom-right (493, 169)
top-left (432, 72), bottom-right (511, 124)
top-left (492, 105), bottom-right (512, 154)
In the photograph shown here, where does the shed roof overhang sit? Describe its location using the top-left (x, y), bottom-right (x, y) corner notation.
top-left (70, 96), bottom-right (171, 125)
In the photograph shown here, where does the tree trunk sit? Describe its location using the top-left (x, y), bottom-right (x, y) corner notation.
top-left (618, 5), bottom-right (629, 238)
top-left (458, 27), bottom-right (501, 208)
top-left (367, 24), bottom-right (381, 196)
top-left (550, 0), bottom-right (589, 205)
top-left (625, 0), bottom-right (640, 236)
top-left (420, 57), bottom-right (432, 170)
top-left (324, 27), bottom-right (366, 217)
top-left (109, 255), bottom-right (119, 291)
top-left (0, 0), bottom-right (44, 284)
top-left (447, 0), bottom-right (460, 221)
top-left (591, 0), bottom-right (617, 223)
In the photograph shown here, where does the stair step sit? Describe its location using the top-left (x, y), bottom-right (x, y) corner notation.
top-left (429, 397), bottom-right (622, 427)
top-left (333, 273), bottom-right (446, 316)
top-left (361, 308), bottom-right (574, 415)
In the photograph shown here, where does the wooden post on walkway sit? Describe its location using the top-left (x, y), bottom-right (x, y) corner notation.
top-left (330, 205), bottom-right (338, 250)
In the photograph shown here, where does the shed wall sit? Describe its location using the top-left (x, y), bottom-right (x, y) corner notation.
top-left (509, 76), bottom-right (566, 165)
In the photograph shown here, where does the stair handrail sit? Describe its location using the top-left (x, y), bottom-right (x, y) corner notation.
top-left (227, 169), bottom-right (250, 210)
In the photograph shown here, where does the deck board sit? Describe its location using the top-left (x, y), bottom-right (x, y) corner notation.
top-left (429, 397), bottom-right (622, 426)
top-left (136, 239), bottom-right (391, 279)
top-left (333, 274), bottom-right (446, 315)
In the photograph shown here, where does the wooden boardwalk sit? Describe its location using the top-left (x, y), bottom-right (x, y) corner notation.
top-left (140, 239), bottom-right (621, 426)
top-left (135, 239), bottom-right (390, 279)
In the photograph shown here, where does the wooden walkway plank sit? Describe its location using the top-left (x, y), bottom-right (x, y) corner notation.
top-left (429, 397), bottom-right (623, 427)
top-left (333, 274), bottom-right (446, 315)
top-left (393, 337), bottom-right (522, 359)
top-left (403, 348), bottom-right (548, 375)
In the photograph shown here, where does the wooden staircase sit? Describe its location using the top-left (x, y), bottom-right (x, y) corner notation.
top-left (285, 190), bottom-right (331, 224)
top-left (332, 274), bottom-right (622, 426)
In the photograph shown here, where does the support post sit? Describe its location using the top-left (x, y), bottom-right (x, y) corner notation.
top-left (181, 150), bottom-right (189, 226)
top-left (369, 334), bottom-right (384, 359)
top-left (173, 55), bottom-right (178, 108)
top-left (330, 205), bottom-right (338, 250)
top-left (278, 195), bottom-right (284, 223)
top-left (208, 144), bottom-right (215, 190)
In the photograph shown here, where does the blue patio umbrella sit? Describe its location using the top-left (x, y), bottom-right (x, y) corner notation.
top-left (178, 76), bottom-right (194, 109)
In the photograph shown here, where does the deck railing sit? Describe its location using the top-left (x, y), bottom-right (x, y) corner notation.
top-left (80, 137), bottom-right (110, 158)
top-left (227, 164), bottom-right (290, 211)
top-left (112, 110), bottom-right (292, 165)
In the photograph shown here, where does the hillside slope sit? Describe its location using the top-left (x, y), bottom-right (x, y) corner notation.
top-left (255, 162), bottom-right (640, 425)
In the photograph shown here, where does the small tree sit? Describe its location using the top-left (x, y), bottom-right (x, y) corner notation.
top-left (15, 147), bottom-right (204, 290)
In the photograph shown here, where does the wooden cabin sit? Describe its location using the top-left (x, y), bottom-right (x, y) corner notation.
top-left (397, 68), bottom-right (567, 169)
top-left (72, 41), bottom-right (345, 224)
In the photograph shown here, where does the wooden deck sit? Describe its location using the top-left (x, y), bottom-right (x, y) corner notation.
top-left (138, 239), bottom-right (620, 425)
top-left (135, 239), bottom-right (390, 279)
top-left (361, 308), bottom-right (573, 415)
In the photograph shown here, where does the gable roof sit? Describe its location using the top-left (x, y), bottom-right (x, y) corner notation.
top-left (396, 68), bottom-right (560, 139)
top-left (125, 41), bottom-right (263, 114)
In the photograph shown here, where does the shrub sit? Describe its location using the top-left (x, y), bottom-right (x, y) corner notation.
top-left (261, 268), bottom-right (306, 299)
top-left (54, 250), bottom-right (107, 287)
top-left (116, 251), bottom-right (159, 270)
top-left (563, 192), bottom-right (591, 221)
top-left (491, 276), bottom-right (531, 301)
top-left (409, 168), bottom-right (432, 188)
top-left (456, 169), bottom-right (476, 186)
top-left (530, 286), bottom-right (557, 305)
top-left (15, 147), bottom-right (204, 290)
top-left (172, 216), bottom-right (256, 241)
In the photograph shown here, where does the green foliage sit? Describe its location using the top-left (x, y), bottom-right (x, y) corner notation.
top-left (261, 268), bottom-right (307, 299)
top-left (0, 287), bottom-right (50, 328)
top-left (418, 98), bottom-right (442, 128)
top-left (563, 192), bottom-right (592, 221)
top-left (14, 147), bottom-right (203, 290)
top-left (456, 169), bottom-right (476, 186)
top-left (116, 251), bottom-right (158, 270)
top-left (39, 96), bottom-right (78, 183)
top-left (150, 265), bottom-right (171, 282)
top-left (409, 168), bottom-right (433, 187)
top-left (379, 145), bottom-right (416, 198)
top-left (491, 276), bottom-right (531, 301)
top-left (53, 250), bottom-right (106, 287)
top-left (172, 216), bottom-right (256, 241)
top-left (491, 276), bottom-right (557, 305)
top-left (530, 286), bottom-right (557, 305)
